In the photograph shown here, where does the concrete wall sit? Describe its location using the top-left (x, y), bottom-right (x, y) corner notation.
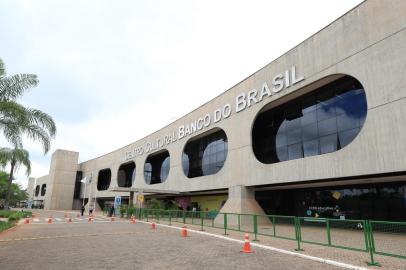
top-left (44, 150), bottom-right (79, 210)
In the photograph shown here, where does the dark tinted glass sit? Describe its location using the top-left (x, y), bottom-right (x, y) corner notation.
top-left (117, 162), bottom-right (136, 187)
top-left (182, 129), bottom-right (228, 178)
top-left (41, 184), bottom-right (46, 196)
top-left (97, 169), bottom-right (111, 190)
top-left (144, 150), bottom-right (170, 184)
top-left (252, 75), bottom-right (367, 164)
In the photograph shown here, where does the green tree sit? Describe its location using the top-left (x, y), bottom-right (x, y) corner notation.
top-left (0, 148), bottom-right (31, 209)
top-left (0, 58), bottom-right (56, 152)
top-left (0, 171), bottom-right (27, 207)
top-left (0, 58), bottom-right (56, 209)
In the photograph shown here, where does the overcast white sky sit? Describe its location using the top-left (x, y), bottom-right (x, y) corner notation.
top-left (0, 0), bottom-right (363, 188)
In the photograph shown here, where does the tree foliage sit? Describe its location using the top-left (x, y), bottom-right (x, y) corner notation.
top-left (0, 171), bottom-right (27, 207)
top-left (0, 58), bottom-right (56, 153)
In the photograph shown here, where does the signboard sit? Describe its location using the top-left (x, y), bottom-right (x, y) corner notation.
top-left (124, 66), bottom-right (305, 161)
top-left (138, 194), bottom-right (144, 203)
top-left (114, 196), bottom-right (122, 216)
top-left (114, 196), bottom-right (122, 208)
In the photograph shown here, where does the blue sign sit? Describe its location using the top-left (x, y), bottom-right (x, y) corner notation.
top-left (114, 196), bottom-right (122, 208)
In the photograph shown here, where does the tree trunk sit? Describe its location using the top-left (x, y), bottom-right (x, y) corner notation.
top-left (4, 160), bottom-right (15, 210)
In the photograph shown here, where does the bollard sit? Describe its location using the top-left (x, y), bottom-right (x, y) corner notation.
top-left (25, 218), bottom-right (30, 224)
top-left (151, 222), bottom-right (156, 230)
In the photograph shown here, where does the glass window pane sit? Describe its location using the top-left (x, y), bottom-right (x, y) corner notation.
top-left (337, 113), bottom-right (359, 131)
top-left (302, 122), bottom-right (318, 141)
top-left (320, 134), bottom-right (338, 154)
top-left (276, 132), bottom-right (287, 147)
top-left (276, 146), bottom-right (288, 162)
top-left (288, 143), bottom-right (303, 160)
top-left (303, 139), bottom-right (319, 157)
top-left (301, 110), bottom-right (317, 126)
top-left (318, 118), bottom-right (337, 136)
top-left (339, 128), bottom-right (360, 148)
top-left (287, 128), bottom-right (302, 145)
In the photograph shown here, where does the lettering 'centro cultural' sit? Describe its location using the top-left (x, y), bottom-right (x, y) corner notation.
top-left (125, 66), bottom-right (304, 160)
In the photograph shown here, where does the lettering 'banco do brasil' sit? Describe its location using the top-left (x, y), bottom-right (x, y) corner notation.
top-left (124, 65), bottom-right (305, 161)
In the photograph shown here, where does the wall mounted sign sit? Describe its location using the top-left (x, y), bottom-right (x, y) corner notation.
top-left (124, 66), bottom-right (305, 161)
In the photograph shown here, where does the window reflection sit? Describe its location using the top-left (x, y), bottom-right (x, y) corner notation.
top-left (257, 182), bottom-right (406, 221)
top-left (182, 129), bottom-right (228, 178)
top-left (252, 76), bottom-right (367, 164)
top-left (144, 150), bottom-right (170, 185)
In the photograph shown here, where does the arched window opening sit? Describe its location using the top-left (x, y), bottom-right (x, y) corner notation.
top-left (144, 150), bottom-right (170, 185)
top-left (252, 75), bottom-right (367, 164)
top-left (35, 185), bottom-right (40, 197)
top-left (97, 169), bottom-right (111, 190)
top-left (182, 128), bottom-right (228, 178)
top-left (117, 161), bottom-right (136, 187)
top-left (41, 184), bottom-right (46, 196)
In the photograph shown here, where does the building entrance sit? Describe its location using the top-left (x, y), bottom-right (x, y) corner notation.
top-left (256, 181), bottom-right (406, 221)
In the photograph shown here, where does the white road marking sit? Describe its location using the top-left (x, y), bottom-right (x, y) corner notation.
top-left (137, 221), bottom-right (369, 270)
top-left (55, 218), bottom-right (62, 222)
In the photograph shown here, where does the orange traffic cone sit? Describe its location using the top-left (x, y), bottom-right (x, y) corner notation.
top-left (25, 218), bottom-right (30, 224)
top-left (151, 222), bottom-right (156, 230)
top-left (240, 233), bottom-right (253, 253)
top-left (131, 217), bottom-right (136, 224)
top-left (48, 217), bottom-right (53, 224)
top-left (88, 216), bottom-right (93, 223)
top-left (181, 226), bottom-right (188, 237)
top-left (68, 217), bottom-right (72, 223)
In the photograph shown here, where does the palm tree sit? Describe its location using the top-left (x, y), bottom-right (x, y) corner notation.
top-left (0, 58), bottom-right (56, 153)
top-left (0, 147), bottom-right (31, 209)
top-left (0, 58), bottom-right (56, 209)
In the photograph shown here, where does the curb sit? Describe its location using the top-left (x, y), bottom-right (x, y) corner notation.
top-left (0, 223), bottom-right (17, 237)
top-left (137, 220), bottom-right (369, 270)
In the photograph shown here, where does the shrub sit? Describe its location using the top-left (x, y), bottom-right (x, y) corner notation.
top-left (7, 213), bottom-right (19, 222)
top-left (0, 221), bottom-right (14, 232)
top-left (0, 210), bottom-right (31, 219)
top-left (119, 205), bottom-right (127, 217)
top-left (147, 199), bottom-right (164, 209)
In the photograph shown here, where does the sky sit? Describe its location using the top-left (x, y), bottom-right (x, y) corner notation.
top-left (0, 0), bottom-right (363, 188)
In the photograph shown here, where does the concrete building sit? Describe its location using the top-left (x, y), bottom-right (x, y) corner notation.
top-left (27, 0), bottom-right (406, 221)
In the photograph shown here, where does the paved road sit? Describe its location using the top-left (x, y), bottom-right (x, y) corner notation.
top-left (0, 210), bottom-right (343, 270)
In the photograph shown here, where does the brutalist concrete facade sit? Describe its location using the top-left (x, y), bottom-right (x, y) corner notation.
top-left (28, 0), bottom-right (406, 212)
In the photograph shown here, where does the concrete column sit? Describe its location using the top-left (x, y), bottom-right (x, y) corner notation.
top-left (214, 185), bottom-right (269, 226)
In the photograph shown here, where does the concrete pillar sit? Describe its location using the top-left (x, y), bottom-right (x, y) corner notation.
top-left (44, 150), bottom-right (79, 210)
top-left (214, 185), bottom-right (269, 227)
top-left (129, 191), bottom-right (134, 206)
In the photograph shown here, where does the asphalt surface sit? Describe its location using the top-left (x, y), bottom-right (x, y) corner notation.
top-left (0, 210), bottom-right (343, 270)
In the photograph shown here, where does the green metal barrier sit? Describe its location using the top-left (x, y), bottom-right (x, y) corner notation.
top-left (369, 220), bottom-right (406, 260)
top-left (136, 208), bottom-right (406, 265)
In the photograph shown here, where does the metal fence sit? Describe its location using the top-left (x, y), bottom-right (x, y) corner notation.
top-left (131, 208), bottom-right (406, 265)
